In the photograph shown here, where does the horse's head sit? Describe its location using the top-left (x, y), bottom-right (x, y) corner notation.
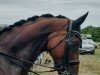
top-left (47, 12), bottom-right (88, 75)
top-left (0, 12), bottom-right (88, 75)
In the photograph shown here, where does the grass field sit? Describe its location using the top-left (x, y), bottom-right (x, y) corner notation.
top-left (32, 47), bottom-right (100, 75)
top-left (79, 48), bottom-right (100, 75)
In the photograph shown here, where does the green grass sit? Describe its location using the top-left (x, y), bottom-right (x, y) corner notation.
top-left (79, 48), bottom-right (100, 75)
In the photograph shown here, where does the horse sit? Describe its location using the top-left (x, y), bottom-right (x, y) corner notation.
top-left (0, 12), bottom-right (88, 75)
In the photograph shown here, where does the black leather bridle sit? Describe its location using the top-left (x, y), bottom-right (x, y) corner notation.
top-left (0, 19), bottom-right (82, 75)
top-left (54, 20), bottom-right (82, 74)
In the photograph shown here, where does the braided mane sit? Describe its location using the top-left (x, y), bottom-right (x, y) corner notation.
top-left (55, 15), bottom-right (67, 18)
top-left (40, 14), bottom-right (54, 17)
top-left (0, 14), bottom-right (67, 35)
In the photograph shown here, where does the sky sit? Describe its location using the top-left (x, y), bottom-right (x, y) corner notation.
top-left (0, 0), bottom-right (100, 28)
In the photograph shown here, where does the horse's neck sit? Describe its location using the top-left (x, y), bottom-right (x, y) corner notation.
top-left (0, 18), bottom-right (69, 75)
top-left (0, 18), bottom-right (68, 51)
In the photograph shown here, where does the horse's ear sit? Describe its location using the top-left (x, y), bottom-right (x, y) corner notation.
top-left (73, 12), bottom-right (89, 27)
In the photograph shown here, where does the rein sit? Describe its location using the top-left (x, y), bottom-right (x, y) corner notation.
top-left (0, 51), bottom-right (39, 75)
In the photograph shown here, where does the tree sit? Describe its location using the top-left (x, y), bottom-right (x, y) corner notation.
top-left (81, 26), bottom-right (100, 42)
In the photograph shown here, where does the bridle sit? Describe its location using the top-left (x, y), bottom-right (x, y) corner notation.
top-left (0, 19), bottom-right (82, 75)
top-left (54, 19), bottom-right (82, 74)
